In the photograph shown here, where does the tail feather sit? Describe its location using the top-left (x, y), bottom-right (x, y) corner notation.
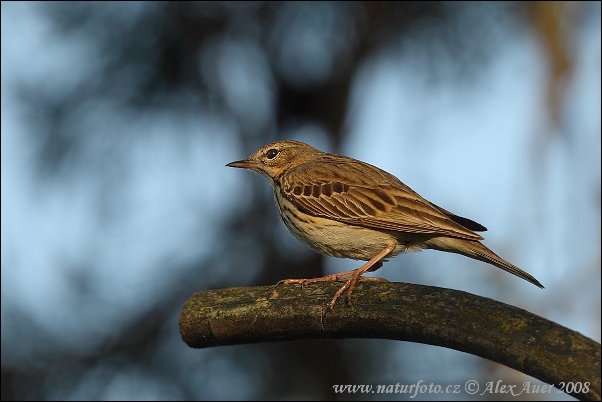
top-left (425, 237), bottom-right (544, 288)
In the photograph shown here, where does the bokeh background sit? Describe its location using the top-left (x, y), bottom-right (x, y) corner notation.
top-left (1, 2), bottom-right (600, 400)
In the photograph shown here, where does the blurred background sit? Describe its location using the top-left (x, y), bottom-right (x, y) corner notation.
top-left (1, 1), bottom-right (600, 400)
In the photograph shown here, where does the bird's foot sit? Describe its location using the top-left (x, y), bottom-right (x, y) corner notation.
top-left (327, 275), bottom-right (388, 310)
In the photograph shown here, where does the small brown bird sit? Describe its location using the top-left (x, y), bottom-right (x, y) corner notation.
top-left (227, 140), bottom-right (543, 310)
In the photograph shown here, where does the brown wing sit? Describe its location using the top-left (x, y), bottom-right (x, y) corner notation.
top-left (280, 154), bottom-right (484, 241)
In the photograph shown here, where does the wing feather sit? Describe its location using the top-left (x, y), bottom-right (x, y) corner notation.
top-left (280, 155), bottom-right (484, 241)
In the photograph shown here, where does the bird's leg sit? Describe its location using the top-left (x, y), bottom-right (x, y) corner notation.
top-left (280, 272), bottom-right (351, 285)
top-left (327, 242), bottom-right (397, 310)
top-left (279, 261), bottom-right (386, 285)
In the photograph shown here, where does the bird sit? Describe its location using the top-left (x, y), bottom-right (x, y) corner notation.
top-left (226, 140), bottom-right (544, 310)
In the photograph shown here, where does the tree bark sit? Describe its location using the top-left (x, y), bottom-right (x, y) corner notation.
top-left (179, 281), bottom-right (600, 401)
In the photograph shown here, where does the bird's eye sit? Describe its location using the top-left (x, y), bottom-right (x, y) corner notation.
top-left (266, 149), bottom-right (278, 159)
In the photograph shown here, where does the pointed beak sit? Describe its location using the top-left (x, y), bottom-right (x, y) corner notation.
top-left (226, 159), bottom-right (260, 170)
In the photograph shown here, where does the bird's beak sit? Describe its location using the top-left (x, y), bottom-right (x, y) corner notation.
top-left (226, 159), bottom-right (259, 170)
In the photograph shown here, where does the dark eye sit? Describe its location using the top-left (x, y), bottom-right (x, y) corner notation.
top-left (266, 149), bottom-right (278, 159)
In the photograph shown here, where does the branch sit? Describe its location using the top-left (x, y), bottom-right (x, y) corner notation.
top-left (179, 282), bottom-right (600, 401)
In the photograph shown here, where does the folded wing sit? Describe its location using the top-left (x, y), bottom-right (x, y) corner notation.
top-left (280, 156), bottom-right (485, 241)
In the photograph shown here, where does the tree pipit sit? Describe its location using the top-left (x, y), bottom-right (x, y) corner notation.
top-left (227, 140), bottom-right (543, 310)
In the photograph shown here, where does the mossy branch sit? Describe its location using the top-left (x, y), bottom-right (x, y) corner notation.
top-left (179, 282), bottom-right (600, 401)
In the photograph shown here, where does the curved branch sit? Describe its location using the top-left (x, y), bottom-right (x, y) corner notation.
top-left (179, 282), bottom-right (600, 401)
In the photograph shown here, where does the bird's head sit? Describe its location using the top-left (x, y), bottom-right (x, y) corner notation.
top-left (226, 140), bottom-right (321, 184)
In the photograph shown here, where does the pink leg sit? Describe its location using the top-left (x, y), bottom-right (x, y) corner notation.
top-left (279, 261), bottom-right (385, 285)
top-left (327, 242), bottom-right (397, 310)
top-left (281, 268), bottom-right (371, 285)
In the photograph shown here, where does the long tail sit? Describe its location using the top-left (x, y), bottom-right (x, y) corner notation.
top-left (425, 237), bottom-right (544, 288)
